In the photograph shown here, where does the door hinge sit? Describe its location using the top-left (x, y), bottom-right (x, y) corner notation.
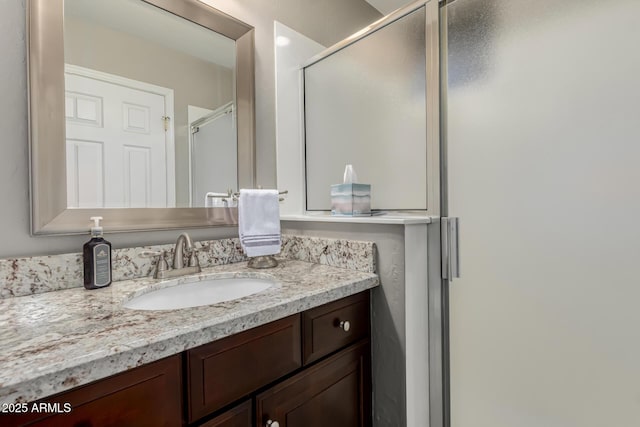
top-left (441, 217), bottom-right (460, 280)
top-left (161, 116), bottom-right (171, 131)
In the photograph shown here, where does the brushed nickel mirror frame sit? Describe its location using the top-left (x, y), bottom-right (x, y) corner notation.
top-left (27, 0), bottom-right (255, 235)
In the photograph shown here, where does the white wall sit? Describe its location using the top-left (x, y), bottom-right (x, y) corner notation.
top-left (0, 0), bottom-right (380, 257)
top-left (274, 22), bottom-right (325, 215)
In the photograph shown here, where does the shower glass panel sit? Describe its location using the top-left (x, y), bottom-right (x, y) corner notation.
top-left (304, 7), bottom-right (427, 211)
top-left (190, 103), bottom-right (237, 207)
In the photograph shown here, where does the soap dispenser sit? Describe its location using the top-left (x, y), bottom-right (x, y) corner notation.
top-left (83, 216), bottom-right (112, 290)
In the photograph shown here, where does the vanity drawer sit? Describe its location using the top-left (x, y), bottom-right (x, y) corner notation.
top-left (302, 291), bottom-right (370, 364)
top-left (187, 314), bottom-right (301, 422)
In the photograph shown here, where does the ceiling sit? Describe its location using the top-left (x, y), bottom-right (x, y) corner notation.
top-left (365, 0), bottom-right (414, 15)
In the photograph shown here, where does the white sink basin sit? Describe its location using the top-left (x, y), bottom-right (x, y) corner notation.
top-left (123, 276), bottom-right (274, 310)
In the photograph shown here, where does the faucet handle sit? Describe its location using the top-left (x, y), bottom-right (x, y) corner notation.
top-left (140, 250), bottom-right (169, 278)
top-left (187, 243), bottom-right (211, 268)
top-left (184, 247), bottom-right (202, 268)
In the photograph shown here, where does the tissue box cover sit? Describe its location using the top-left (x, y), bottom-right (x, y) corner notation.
top-left (331, 183), bottom-right (371, 216)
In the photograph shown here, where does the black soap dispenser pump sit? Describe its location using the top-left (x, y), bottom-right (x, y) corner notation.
top-left (83, 216), bottom-right (112, 290)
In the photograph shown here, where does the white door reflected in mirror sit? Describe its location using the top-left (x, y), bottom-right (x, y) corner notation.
top-left (63, 0), bottom-right (238, 208)
top-left (65, 67), bottom-right (172, 208)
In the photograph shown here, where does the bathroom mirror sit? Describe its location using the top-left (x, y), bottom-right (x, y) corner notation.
top-left (28, 0), bottom-right (255, 234)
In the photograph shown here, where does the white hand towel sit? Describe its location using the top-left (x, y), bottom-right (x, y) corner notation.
top-left (238, 189), bottom-right (281, 257)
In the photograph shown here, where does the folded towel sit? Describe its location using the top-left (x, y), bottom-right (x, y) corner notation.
top-left (238, 189), bottom-right (281, 257)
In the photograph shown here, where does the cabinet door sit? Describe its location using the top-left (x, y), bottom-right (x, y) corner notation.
top-left (256, 340), bottom-right (370, 427)
top-left (199, 400), bottom-right (252, 427)
top-left (187, 314), bottom-right (301, 422)
top-left (2, 355), bottom-right (182, 427)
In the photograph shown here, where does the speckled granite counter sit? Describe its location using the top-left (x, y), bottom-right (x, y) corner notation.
top-left (0, 259), bottom-right (378, 404)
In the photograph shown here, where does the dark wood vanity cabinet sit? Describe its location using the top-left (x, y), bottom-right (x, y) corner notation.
top-left (256, 340), bottom-right (370, 427)
top-left (3, 355), bottom-right (183, 427)
top-left (3, 292), bottom-right (371, 427)
top-left (191, 291), bottom-right (371, 427)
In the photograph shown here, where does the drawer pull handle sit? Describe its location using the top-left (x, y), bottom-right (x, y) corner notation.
top-left (266, 420), bottom-right (280, 427)
top-left (339, 320), bottom-right (351, 332)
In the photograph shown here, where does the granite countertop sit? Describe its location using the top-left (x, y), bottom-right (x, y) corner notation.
top-left (0, 259), bottom-right (379, 404)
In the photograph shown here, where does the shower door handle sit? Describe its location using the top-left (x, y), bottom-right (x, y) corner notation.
top-left (441, 217), bottom-right (460, 280)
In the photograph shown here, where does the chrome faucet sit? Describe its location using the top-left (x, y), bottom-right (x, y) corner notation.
top-left (173, 232), bottom-right (196, 269)
top-left (141, 232), bottom-right (202, 279)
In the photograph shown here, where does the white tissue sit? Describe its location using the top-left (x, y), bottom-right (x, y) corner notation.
top-left (343, 164), bottom-right (358, 184)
